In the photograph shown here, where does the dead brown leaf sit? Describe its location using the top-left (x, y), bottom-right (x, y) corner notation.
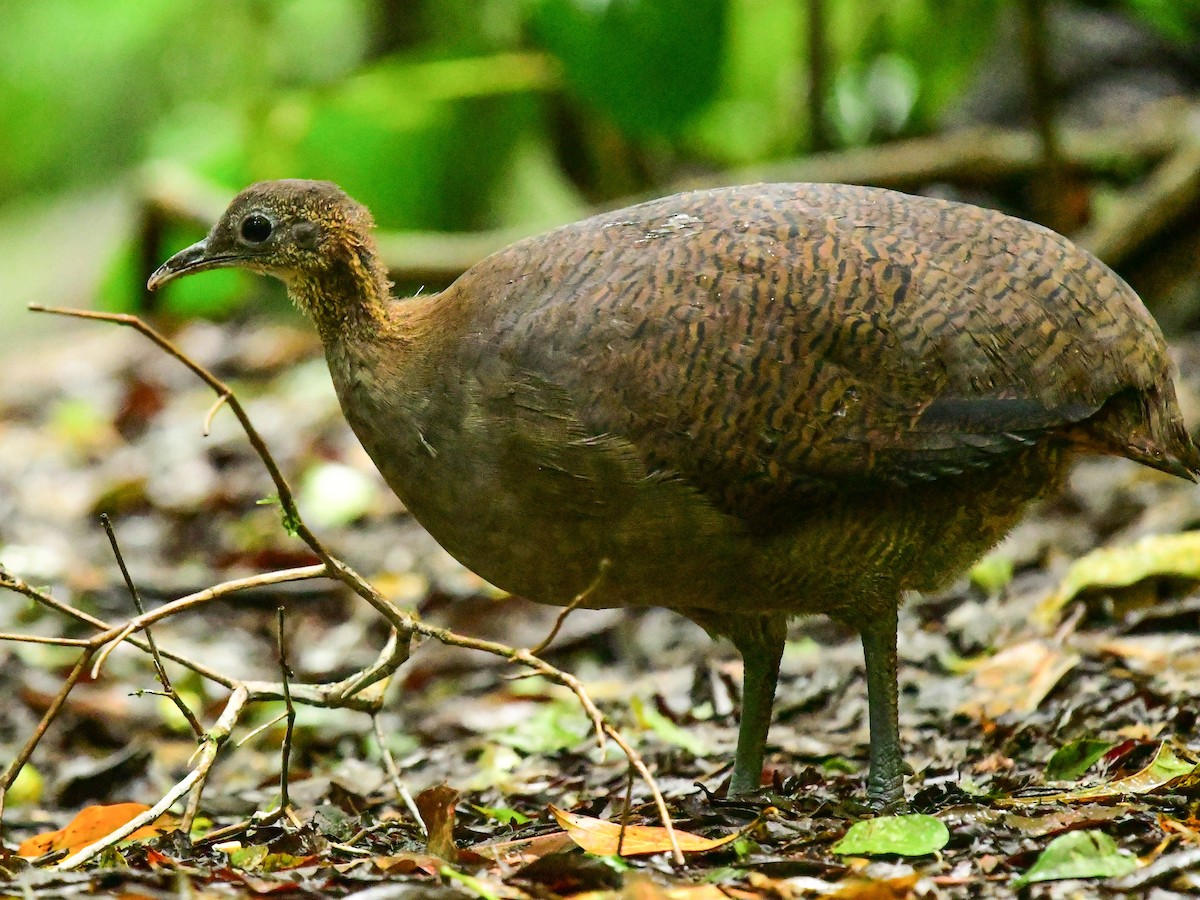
top-left (415, 783), bottom-right (460, 863)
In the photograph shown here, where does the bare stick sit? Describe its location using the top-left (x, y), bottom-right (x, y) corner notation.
top-left (87, 565), bottom-right (328, 677)
top-left (603, 723), bottom-right (682, 864)
top-left (1, 567), bottom-right (272, 692)
top-left (0, 633), bottom-right (93, 647)
top-left (528, 559), bottom-right (609, 657)
top-left (257, 607), bottom-right (297, 824)
top-left (101, 513), bottom-right (203, 737)
top-left (28, 306), bottom-right (414, 645)
top-left (372, 714), bottom-right (426, 834)
top-left (25, 306), bottom-right (687, 843)
top-left (617, 766), bottom-right (634, 857)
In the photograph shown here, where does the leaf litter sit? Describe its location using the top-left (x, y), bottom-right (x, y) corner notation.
top-left (0, 320), bottom-right (1197, 897)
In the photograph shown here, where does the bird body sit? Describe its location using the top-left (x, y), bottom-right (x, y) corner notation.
top-left (150, 179), bottom-right (1200, 804)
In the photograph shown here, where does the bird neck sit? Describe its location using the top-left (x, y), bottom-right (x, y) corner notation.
top-left (288, 236), bottom-right (394, 344)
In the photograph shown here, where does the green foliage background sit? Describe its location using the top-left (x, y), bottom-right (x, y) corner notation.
top-left (0, 0), bottom-right (1194, 317)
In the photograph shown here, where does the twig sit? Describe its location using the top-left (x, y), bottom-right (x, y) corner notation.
top-left (87, 565), bottom-right (328, 678)
top-left (101, 513), bottom-right (203, 737)
top-left (59, 687), bottom-right (249, 869)
top-left (24, 306), bottom-right (683, 852)
top-left (203, 393), bottom-right (230, 436)
top-left (617, 766), bottom-right (634, 857)
top-left (372, 714), bottom-right (426, 835)
top-left (0, 633), bottom-right (93, 647)
top-left (527, 559), bottom-right (609, 657)
top-left (261, 607), bottom-right (297, 823)
top-left (603, 723), bottom-right (683, 864)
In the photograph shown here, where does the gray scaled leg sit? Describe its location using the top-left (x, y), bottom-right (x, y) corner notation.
top-left (689, 611), bottom-right (788, 795)
top-left (859, 601), bottom-right (905, 808)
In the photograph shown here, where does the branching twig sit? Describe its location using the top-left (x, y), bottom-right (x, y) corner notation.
top-left (58, 687), bottom-right (250, 869)
top-left (527, 559), bottom-right (610, 657)
top-left (101, 513), bottom-right (203, 737)
top-left (18, 305), bottom-right (682, 865)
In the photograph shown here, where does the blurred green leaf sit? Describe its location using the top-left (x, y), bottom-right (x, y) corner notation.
top-left (832, 814), bottom-right (949, 856)
top-left (496, 702), bottom-right (588, 755)
top-left (532, 0), bottom-right (726, 138)
top-left (630, 695), bottom-right (709, 756)
top-left (1123, 0), bottom-right (1200, 43)
top-left (1013, 830), bottom-right (1136, 888)
top-left (1046, 739), bottom-right (1116, 782)
top-left (1037, 531), bottom-right (1200, 623)
top-left (471, 804), bottom-right (531, 826)
top-left (685, 0), bottom-right (803, 163)
top-left (969, 553), bottom-right (1015, 595)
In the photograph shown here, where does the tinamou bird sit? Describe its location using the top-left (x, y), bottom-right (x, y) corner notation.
top-left (150, 180), bottom-right (1200, 807)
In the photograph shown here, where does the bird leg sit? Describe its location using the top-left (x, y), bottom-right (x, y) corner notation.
top-left (859, 602), bottom-right (904, 809)
top-left (689, 612), bottom-right (788, 795)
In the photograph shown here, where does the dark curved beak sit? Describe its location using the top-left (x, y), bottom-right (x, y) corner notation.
top-left (147, 239), bottom-right (240, 291)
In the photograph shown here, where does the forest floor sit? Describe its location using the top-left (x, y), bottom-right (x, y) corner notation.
top-left (1, 315), bottom-right (1198, 898)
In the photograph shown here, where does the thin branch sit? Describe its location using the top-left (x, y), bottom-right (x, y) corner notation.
top-left (101, 513), bottom-right (203, 737)
top-left (528, 559), bottom-right (609, 657)
top-left (603, 723), bottom-right (682, 864)
top-left (372, 714), bottom-right (426, 835)
top-left (203, 392), bottom-right (230, 436)
top-left (59, 687), bottom-right (249, 869)
top-left (258, 607), bottom-right (297, 823)
top-left (0, 633), bottom-right (93, 647)
top-left (1, 566), bottom-right (273, 691)
top-left (87, 565), bottom-right (328, 677)
top-left (23, 306), bottom-right (685, 845)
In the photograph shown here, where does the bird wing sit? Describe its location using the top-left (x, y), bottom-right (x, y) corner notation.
top-left (463, 184), bottom-right (1174, 522)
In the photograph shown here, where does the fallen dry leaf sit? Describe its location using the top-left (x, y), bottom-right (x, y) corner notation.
top-left (18, 802), bottom-right (173, 858)
top-left (1004, 742), bottom-right (1199, 805)
top-left (415, 783), bottom-right (460, 863)
top-left (549, 806), bottom-right (741, 857)
top-left (959, 640), bottom-right (1080, 718)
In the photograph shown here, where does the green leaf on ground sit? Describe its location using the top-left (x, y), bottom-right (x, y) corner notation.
top-left (832, 814), bottom-right (949, 857)
top-left (969, 554), bottom-right (1014, 594)
top-left (631, 695), bottom-right (708, 756)
top-left (1013, 830), bottom-right (1136, 887)
top-left (471, 805), bottom-right (530, 826)
top-left (1046, 739), bottom-right (1116, 781)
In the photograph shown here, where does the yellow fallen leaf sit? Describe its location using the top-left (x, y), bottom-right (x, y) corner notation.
top-left (1004, 742), bottom-right (1199, 805)
top-left (549, 806), bottom-right (741, 856)
top-left (1035, 531), bottom-right (1200, 624)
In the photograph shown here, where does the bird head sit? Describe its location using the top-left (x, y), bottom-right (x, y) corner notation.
top-left (148, 179), bottom-right (389, 332)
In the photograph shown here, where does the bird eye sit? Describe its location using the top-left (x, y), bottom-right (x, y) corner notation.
top-left (240, 214), bottom-right (273, 244)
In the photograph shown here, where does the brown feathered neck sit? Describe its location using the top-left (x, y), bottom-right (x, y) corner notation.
top-left (284, 219), bottom-right (396, 344)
